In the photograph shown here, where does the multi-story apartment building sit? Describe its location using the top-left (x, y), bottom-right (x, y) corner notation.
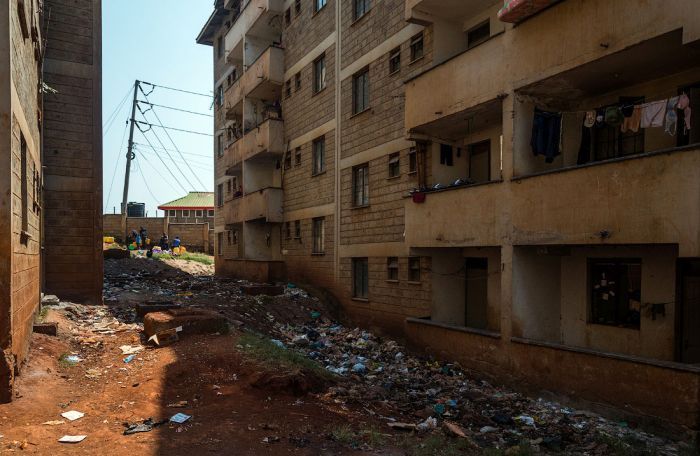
top-left (0, 0), bottom-right (102, 402)
top-left (200, 0), bottom-right (700, 434)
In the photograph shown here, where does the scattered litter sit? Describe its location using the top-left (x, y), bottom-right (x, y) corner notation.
top-left (123, 355), bottom-right (136, 363)
top-left (416, 417), bottom-right (437, 433)
top-left (62, 355), bottom-right (82, 365)
top-left (58, 435), bottom-right (87, 444)
top-left (270, 339), bottom-right (285, 349)
top-left (42, 420), bottom-right (65, 426)
top-left (119, 345), bottom-right (144, 355)
top-left (123, 418), bottom-right (166, 435)
top-left (480, 426), bottom-right (498, 433)
top-left (262, 436), bottom-right (280, 444)
top-left (148, 327), bottom-right (181, 347)
top-left (167, 401), bottom-right (189, 408)
top-left (443, 421), bottom-right (469, 439)
top-left (169, 413), bottom-right (191, 424)
top-left (387, 422), bottom-right (416, 431)
top-left (85, 368), bottom-right (102, 379)
top-left (61, 410), bottom-right (84, 421)
top-left (515, 415), bottom-right (536, 427)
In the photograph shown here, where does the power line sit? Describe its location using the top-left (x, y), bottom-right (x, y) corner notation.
top-left (141, 123), bottom-right (199, 190)
top-left (138, 147), bottom-right (213, 170)
top-left (104, 119), bottom-right (130, 212)
top-left (134, 155), bottom-right (160, 203)
top-left (103, 86), bottom-right (134, 137)
top-left (140, 81), bottom-right (212, 98)
top-left (144, 103), bottom-right (207, 189)
top-left (137, 100), bottom-right (213, 118)
top-left (132, 142), bottom-right (212, 159)
top-left (137, 130), bottom-right (189, 194)
top-left (137, 147), bottom-right (181, 197)
top-left (135, 120), bottom-right (213, 137)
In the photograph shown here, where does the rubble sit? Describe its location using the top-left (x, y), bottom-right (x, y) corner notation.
top-left (272, 319), bottom-right (688, 454)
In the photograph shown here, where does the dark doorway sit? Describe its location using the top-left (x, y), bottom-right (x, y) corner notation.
top-left (679, 259), bottom-right (700, 364)
top-left (465, 258), bottom-right (489, 329)
top-left (468, 140), bottom-right (490, 183)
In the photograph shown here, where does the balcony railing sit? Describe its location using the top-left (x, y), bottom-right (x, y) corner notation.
top-left (240, 118), bottom-right (285, 163)
top-left (241, 46), bottom-right (284, 100)
top-left (223, 187), bottom-right (283, 224)
top-left (225, 0), bottom-right (284, 61)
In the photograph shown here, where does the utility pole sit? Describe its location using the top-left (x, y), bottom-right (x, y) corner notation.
top-left (121, 80), bottom-right (140, 241)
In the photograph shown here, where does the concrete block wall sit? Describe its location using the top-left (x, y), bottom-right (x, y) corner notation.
top-left (42, 0), bottom-right (103, 305)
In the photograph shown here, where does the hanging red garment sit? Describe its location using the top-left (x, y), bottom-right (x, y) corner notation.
top-left (498, 0), bottom-right (562, 24)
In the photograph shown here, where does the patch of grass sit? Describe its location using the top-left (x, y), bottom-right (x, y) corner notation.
top-left (331, 425), bottom-right (358, 446)
top-left (360, 425), bottom-right (387, 448)
top-left (238, 333), bottom-right (334, 380)
top-left (58, 353), bottom-right (78, 368)
top-left (396, 434), bottom-right (474, 456)
top-left (36, 306), bottom-right (49, 323)
top-left (596, 432), bottom-right (658, 456)
top-left (153, 252), bottom-right (213, 265)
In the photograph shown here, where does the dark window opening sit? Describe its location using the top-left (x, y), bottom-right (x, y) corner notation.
top-left (312, 136), bottom-right (325, 175)
top-left (294, 220), bottom-right (301, 239)
top-left (387, 257), bottom-right (399, 281)
top-left (295, 147), bottom-right (302, 166)
top-left (313, 55), bottom-right (326, 93)
top-left (312, 217), bottom-right (325, 254)
top-left (353, 258), bottom-right (369, 298)
top-left (410, 32), bottom-right (424, 62)
top-left (353, 0), bottom-right (370, 20)
top-left (408, 257), bottom-right (421, 282)
top-left (468, 140), bottom-right (491, 183)
top-left (589, 259), bottom-right (642, 329)
top-left (388, 152), bottom-right (400, 178)
top-left (353, 164), bottom-right (369, 207)
top-left (465, 258), bottom-right (489, 329)
top-left (352, 67), bottom-right (370, 114)
top-left (440, 143), bottom-right (454, 166)
top-left (467, 20), bottom-right (490, 49)
top-left (408, 147), bottom-right (417, 173)
top-left (389, 47), bottom-right (401, 75)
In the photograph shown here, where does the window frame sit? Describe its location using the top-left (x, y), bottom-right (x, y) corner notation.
top-left (295, 72), bottom-right (301, 91)
top-left (285, 79), bottom-right (292, 99)
top-left (410, 32), bottom-right (424, 63)
top-left (285, 221), bottom-right (291, 240)
top-left (352, 258), bottom-right (369, 299)
top-left (284, 7), bottom-right (291, 26)
top-left (216, 85), bottom-right (224, 107)
top-left (217, 134), bottom-right (224, 158)
top-left (387, 257), bottom-right (399, 282)
top-left (284, 150), bottom-right (292, 170)
top-left (313, 54), bottom-right (326, 93)
top-left (352, 67), bottom-right (370, 115)
top-left (295, 147), bottom-right (302, 166)
top-left (195, 210), bottom-right (203, 218)
top-left (294, 220), bottom-right (301, 239)
top-left (168, 210), bottom-right (176, 217)
top-left (217, 232), bottom-right (224, 256)
top-left (352, 163), bottom-right (370, 207)
top-left (408, 257), bottom-right (421, 283)
top-left (312, 217), bottom-right (325, 254)
top-left (388, 152), bottom-right (400, 178)
top-left (353, 0), bottom-right (370, 21)
top-left (20, 133), bottom-right (28, 236)
top-left (208, 210), bottom-right (215, 217)
top-left (588, 258), bottom-right (642, 329)
top-left (217, 34), bottom-right (224, 59)
top-left (312, 136), bottom-right (326, 176)
top-left (408, 147), bottom-right (417, 174)
top-left (216, 183), bottom-right (224, 207)
top-left (466, 20), bottom-right (490, 49)
top-left (182, 209), bottom-right (191, 218)
top-left (389, 47), bottom-right (401, 75)
top-left (314, 0), bottom-right (327, 13)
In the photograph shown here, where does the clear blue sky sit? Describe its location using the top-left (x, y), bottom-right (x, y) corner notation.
top-left (102, 1), bottom-right (214, 217)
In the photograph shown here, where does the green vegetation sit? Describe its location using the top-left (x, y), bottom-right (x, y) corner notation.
top-left (36, 306), bottom-right (49, 322)
top-left (396, 434), bottom-right (475, 456)
top-left (595, 432), bottom-right (659, 456)
top-left (152, 252), bottom-right (213, 265)
top-left (331, 425), bottom-right (357, 446)
top-left (58, 353), bottom-right (79, 368)
top-left (238, 333), bottom-right (334, 380)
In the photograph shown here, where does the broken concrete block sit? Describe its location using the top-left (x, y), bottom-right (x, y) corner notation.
top-left (135, 302), bottom-right (181, 318)
top-left (33, 322), bottom-right (58, 337)
top-left (241, 285), bottom-right (285, 296)
top-left (41, 295), bottom-right (60, 306)
top-left (143, 309), bottom-right (227, 337)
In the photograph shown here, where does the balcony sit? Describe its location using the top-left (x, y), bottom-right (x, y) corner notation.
top-left (243, 187), bottom-right (283, 223)
top-left (406, 0), bottom-right (496, 24)
top-left (223, 139), bottom-right (242, 175)
top-left (225, 0), bottom-right (284, 63)
top-left (404, 0), bottom-right (698, 133)
top-left (241, 46), bottom-right (284, 101)
top-left (225, 77), bottom-right (243, 120)
top-left (405, 148), bottom-right (700, 255)
top-left (222, 196), bottom-right (243, 226)
top-left (240, 118), bottom-right (285, 163)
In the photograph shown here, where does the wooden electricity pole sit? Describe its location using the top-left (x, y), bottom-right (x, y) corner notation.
top-left (121, 80), bottom-right (140, 241)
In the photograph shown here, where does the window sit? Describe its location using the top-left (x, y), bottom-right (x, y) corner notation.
top-left (295, 72), bottom-right (301, 91)
top-left (591, 97), bottom-right (645, 162)
top-left (294, 220), bottom-right (301, 239)
top-left (467, 20), bottom-right (490, 49)
top-left (20, 134), bottom-right (28, 235)
top-left (231, 230), bottom-right (238, 244)
top-left (208, 210), bottom-right (215, 217)
top-left (285, 222), bottom-right (291, 239)
top-left (589, 259), bottom-right (642, 329)
top-left (216, 85), bottom-right (224, 107)
top-left (440, 143), bottom-right (454, 166)
top-left (353, 0), bottom-right (370, 20)
top-left (227, 179), bottom-right (232, 194)
top-left (352, 258), bottom-right (369, 299)
top-left (352, 68), bottom-right (370, 114)
top-left (217, 232), bottom-right (224, 256)
top-left (387, 257), bottom-right (399, 281)
top-left (227, 230), bottom-right (233, 246)
top-left (227, 70), bottom-right (237, 87)
top-left (389, 47), bottom-right (401, 75)
top-left (195, 210), bottom-right (203, 218)
top-left (217, 183), bottom-right (224, 207)
top-left (284, 150), bottom-right (292, 170)
top-left (408, 257), bottom-right (421, 282)
top-left (217, 134), bottom-right (224, 158)
top-left (182, 210), bottom-right (191, 218)
top-left (295, 147), bottom-right (302, 166)
top-left (388, 153), bottom-right (400, 178)
top-left (313, 55), bottom-right (326, 93)
top-left (314, 0), bottom-right (327, 13)
top-left (168, 210), bottom-right (176, 217)
top-left (312, 217), bottom-right (325, 254)
top-left (217, 35), bottom-right (224, 59)
top-left (285, 80), bottom-right (292, 99)
top-left (285, 8), bottom-right (291, 26)
top-left (352, 164), bottom-right (369, 207)
top-left (408, 147), bottom-right (417, 174)
top-left (295, 0), bottom-right (301, 15)
top-left (468, 140), bottom-right (491, 183)
top-left (312, 136), bottom-right (325, 175)
top-left (410, 32), bottom-right (424, 62)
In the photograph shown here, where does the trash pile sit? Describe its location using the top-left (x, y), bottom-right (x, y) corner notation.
top-left (273, 320), bottom-right (686, 455)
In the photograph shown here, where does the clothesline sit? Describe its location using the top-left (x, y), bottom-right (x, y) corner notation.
top-left (518, 89), bottom-right (687, 115)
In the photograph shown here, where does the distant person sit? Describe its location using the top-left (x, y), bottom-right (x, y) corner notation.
top-left (172, 236), bottom-right (181, 251)
top-left (130, 230), bottom-right (138, 245)
top-left (159, 233), bottom-right (169, 250)
top-left (139, 227), bottom-right (148, 249)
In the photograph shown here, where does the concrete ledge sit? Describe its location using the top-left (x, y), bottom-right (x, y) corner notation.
top-left (406, 317), bottom-right (501, 339)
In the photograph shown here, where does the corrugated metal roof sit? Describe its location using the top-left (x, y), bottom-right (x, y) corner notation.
top-left (158, 192), bottom-right (214, 209)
